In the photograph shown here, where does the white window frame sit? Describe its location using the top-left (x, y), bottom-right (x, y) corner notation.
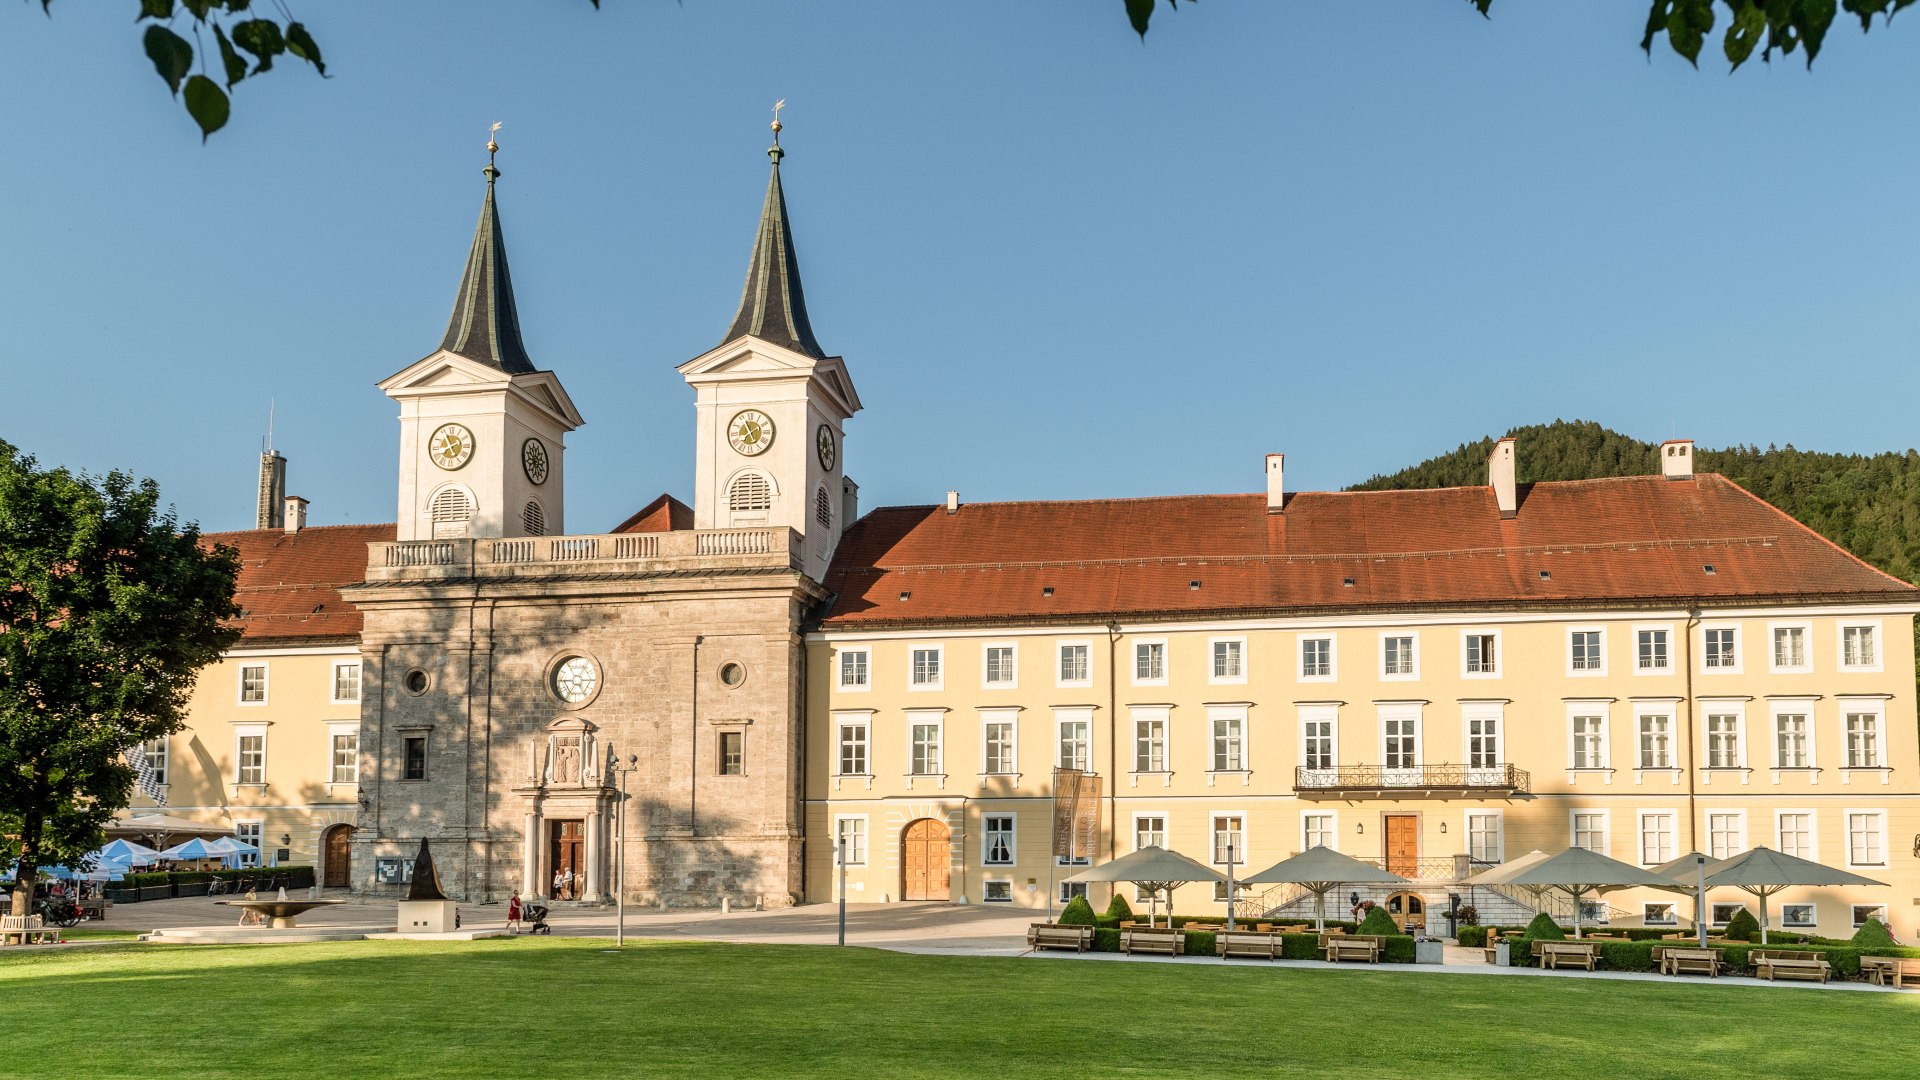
top-left (330, 660), bottom-right (362, 704)
top-left (1132, 638), bottom-right (1168, 686)
top-left (1841, 700), bottom-right (1887, 771)
top-left (982, 641), bottom-right (1019, 690)
top-left (1702, 702), bottom-right (1749, 772)
top-left (1464, 809), bottom-right (1504, 864)
top-left (1569, 808), bottom-right (1610, 856)
top-left (1845, 809), bottom-right (1888, 868)
top-left (237, 663), bottom-right (269, 706)
top-left (1636, 809), bottom-right (1677, 866)
top-left (1780, 903), bottom-right (1818, 929)
top-left (1632, 624), bottom-right (1674, 675)
top-left (1635, 705), bottom-right (1675, 771)
top-left (1207, 705), bottom-right (1248, 775)
top-left (1379, 632), bottom-right (1418, 680)
top-left (981, 813), bottom-right (1016, 867)
top-left (1462, 701), bottom-right (1504, 777)
top-left (1209, 812), bottom-right (1247, 868)
top-left (233, 820), bottom-right (264, 868)
top-left (982, 879), bottom-right (1014, 903)
top-left (908, 645), bottom-right (944, 691)
top-left (1709, 901), bottom-right (1750, 927)
top-left (979, 709), bottom-right (1018, 778)
top-left (1700, 623), bottom-right (1742, 674)
top-left (1838, 620), bottom-right (1883, 672)
top-left (1768, 621), bottom-right (1812, 674)
top-left (1055, 707), bottom-right (1093, 772)
top-left (1298, 704), bottom-right (1337, 783)
top-left (1297, 635), bottom-right (1336, 682)
top-left (1460, 629), bottom-right (1500, 679)
top-left (1056, 640), bottom-right (1093, 689)
top-left (1566, 702), bottom-right (1611, 772)
top-left (233, 723), bottom-right (268, 787)
top-left (1770, 701), bottom-right (1818, 771)
top-left (1132, 707), bottom-right (1169, 776)
top-left (1852, 903), bottom-right (1889, 929)
top-left (906, 711), bottom-right (945, 778)
top-left (1379, 704), bottom-right (1422, 773)
top-left (326, 722), bottom-right (359, 787)
top-left (138, 737), bottom-right (169, 790)
top-left (1208, 636), bottom-right (1248, 685)
top-left (837, 647), bottom-right (871, 692)
top-left (1774, 808), bottom-right (1817, 862)
top-left (1133, 812), bottom-right (1168, 852)
top-left (1566, 626), bottom-right (1607, 677)
top-left (833, 711), bottom-right (872, 779)
top-left (1642, 901), bottom-right (1679, 926)
top-left (1706, 809), bottom-right (1747, 861)
top-left (1301, 810), bottom-right (1338, 853)
top-left (834, 814), bottom-right (869, 867)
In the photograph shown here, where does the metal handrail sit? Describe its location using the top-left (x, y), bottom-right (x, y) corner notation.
top-left (1294, 763), bottom-right (1530, 793)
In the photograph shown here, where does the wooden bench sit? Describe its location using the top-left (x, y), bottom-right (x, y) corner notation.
top-left (1215, 931), bottom-right (1284, 961)
top-left (1482, 928), bottom-right (1505, 964)
top-left (1654, 946), bottom-right (1722, 977)
top-left (1860, 956), bottom-right (1920, 988)
top-left (1533, 941), bottom-right (1600, 971)
top-left (1026, 923), bottom-right (1095, 953)
top-left (1755, 955), bottom-right (1831, 983)
top-left (0, 915), bottom-right (61, 946)
top-left (1120, 927), bottom-right (1186, 956)
top-left (1325, 936), bottom-right (1383, 963)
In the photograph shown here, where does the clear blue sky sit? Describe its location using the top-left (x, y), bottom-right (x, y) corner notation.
top-left (4, 2), bottom-right (1916, 534)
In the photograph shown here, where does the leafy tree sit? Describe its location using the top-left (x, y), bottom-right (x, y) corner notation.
top-left (0, 440), bottom-right (241, 917)
top-left (1524, 911), bottom-right (1567, 940)
top-left (1468, 0), bottom-right (1913, 70)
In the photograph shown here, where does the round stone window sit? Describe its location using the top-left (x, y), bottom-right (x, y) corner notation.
top-left (719, 662), bottom-right (746, 688)
top-left (553, 656), bottom-right (601, 704)
top-left (403, 669), bottom-right (430, 695)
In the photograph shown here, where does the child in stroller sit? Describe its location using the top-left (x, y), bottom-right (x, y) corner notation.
top-left (523, 901), bottom-right (552, 935)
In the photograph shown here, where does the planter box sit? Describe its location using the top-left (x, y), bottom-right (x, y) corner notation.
top-left (1495, 942), bottom-right (1512, 967)
top-left (138, 886), bottom-right (171, 902)
top-left (104, 889), bottom-right (139, 904)
top-left (173, 881), bottom-right (212, 897)
top-left (1415, 940), bottom-right (1445, 965)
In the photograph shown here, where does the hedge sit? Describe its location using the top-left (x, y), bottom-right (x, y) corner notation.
top-left (105, 866), bottom-right (315, 899)
top-left (1455, 925), bottom-right (1490, 948)
top-left (1502, 937), bottom-right (1920, 976)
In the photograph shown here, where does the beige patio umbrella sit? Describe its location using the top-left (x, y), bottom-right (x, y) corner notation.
top-left (1063, 846), bottom-right (1225, 928)
top-left (105, 812), bottom-right (230, 844)
top-left (1492, 848), bottom-right (1679, 939)
top-left (1653, 852), bottom-right (1727, 946)
top-left (1463, 849), bottom-right (1560, 916)
top-left (1241, 845), bottom-right (1411, 932)
top-left (1697, 847), bottom-right (1887, 945)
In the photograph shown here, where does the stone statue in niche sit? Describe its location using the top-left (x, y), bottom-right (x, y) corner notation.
top-left (554, 736), bottom-right (582, 785)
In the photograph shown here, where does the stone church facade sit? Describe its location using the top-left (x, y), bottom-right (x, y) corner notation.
top-left (348, 130), bottom-right (856, 908)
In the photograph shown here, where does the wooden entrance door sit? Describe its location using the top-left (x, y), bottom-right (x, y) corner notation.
top-left (550, 820), bottom-right (584, 899)
top-left (1384, 815), bottom-right (1418, 878)
top-left (1386, 890), bottom-right (1426, 934)
top-left (322, 825), bottom-right (354, 888)
top-left (902, 818), bottom-right (952, 901)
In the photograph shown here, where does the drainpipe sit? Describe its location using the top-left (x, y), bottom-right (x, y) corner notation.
top-left (690, 635), bottom-right (703, 836)
top-left (1683, 607), bottom-right (1701, 854)
top-left (1107, 620), bottom-right (1122, 867)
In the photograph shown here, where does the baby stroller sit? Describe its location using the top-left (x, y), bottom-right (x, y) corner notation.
top-left (523, 902), bottom-right (552, 935)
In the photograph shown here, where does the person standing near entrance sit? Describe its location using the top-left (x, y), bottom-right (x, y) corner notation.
top-left (507, 891), bottom-right (523, 935)
top-left (561, 866), bottom-right (575, 901)
top-left (552, 868), bottom-right (564, 901)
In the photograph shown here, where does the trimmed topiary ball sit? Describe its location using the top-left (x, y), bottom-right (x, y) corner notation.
top-left (1357, 905), bottom-right (1401, 935)
top-left (1104, 892), bottom-right (1135, 921)
top-left (1524, 912), bottom-right (1566, 940)
top-left (1723, 908), bottom-right (1761, 942)
top-left (1057, 895), bottom-right (1098, 926)
top-left (1852, 917), bottom-right (1895, 948)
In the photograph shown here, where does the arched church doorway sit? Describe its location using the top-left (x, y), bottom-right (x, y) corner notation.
top-left (901, 818), bottom-right (952, 901)
top-left (322, 824), bottom-right (355, 888)
top-left (1385, 890), bottom-right (1426, 935)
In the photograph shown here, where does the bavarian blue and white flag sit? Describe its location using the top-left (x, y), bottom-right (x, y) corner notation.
top-left (128, 743), bottom-right (167, 806)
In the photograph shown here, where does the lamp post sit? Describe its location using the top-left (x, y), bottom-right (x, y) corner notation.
top-left (1694, 853), bottom-right (1708, 948)
top-left (837, 835), bottom-right (848, 947)
top-left (1224, 840), bottom-right (1238, 931)
top-left (614, 754), bottom-right (637, 948)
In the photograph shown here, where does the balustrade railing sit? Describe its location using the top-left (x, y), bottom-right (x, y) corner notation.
top-left (368, 527), bottom-right (798, 579)
top-left (1294, 763), bottom-right (1529, 794)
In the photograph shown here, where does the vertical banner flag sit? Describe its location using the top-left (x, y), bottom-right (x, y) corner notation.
top-left (1072, 772), bottom-right (1102, 859)
top-left (1050, 767), bottom-right (1081, 859)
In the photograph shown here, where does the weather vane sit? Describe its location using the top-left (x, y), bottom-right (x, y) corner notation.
top-left (485, 121), bottom-right (503, 181)
top-left (771, 99), bottom-right (785, 142)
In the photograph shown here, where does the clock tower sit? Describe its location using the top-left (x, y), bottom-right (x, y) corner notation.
top-left (380, 144), bottom-right (583, 542)
top-left (678, 124), bottom-right (861, 578)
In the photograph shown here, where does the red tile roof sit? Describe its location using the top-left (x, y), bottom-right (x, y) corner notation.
top-left (613, 493), bottom-right (694, 534)
top-left (201, 523), bottom-right (394, 643)
top-left (820, 475), bottom-right (1916, 628)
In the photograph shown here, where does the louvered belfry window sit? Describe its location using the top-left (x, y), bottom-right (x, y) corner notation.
top-left (729, 473), bottom-right (772, 512)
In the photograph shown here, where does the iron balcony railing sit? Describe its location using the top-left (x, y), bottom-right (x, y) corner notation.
top-left (1293, 763), bottom-right (1530, 796)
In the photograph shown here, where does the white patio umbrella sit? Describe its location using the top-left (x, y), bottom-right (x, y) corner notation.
top-left (1241, 846), bottom-right (1411, 931)
top-left (156, 836), bottom-right (228, 862)
top-left (1493, 848), bottom-right (1680, 939)
top-left (1698, 847), bottom-right (1887, 945)
top-left (1464, 849), bottom-right (1562, 921)
top-left (1063, 846), bottom-right (1225, 928)
top-left (95, 838), bottom-right (160, 868)
top-left (1653, 851), bottom-right (1726, 946)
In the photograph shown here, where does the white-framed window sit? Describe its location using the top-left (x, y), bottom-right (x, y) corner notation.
top-left (983, 643), bottom-right (1018, 688)
top-left (1059, 881), bottom-right (1090, 904)
top-left (1638, 811), bottom-right (1676, 865)
top-left (1710, 902), bottom-right (1748, 927)
top-left (909, 717), bottom-right (943, 776)
top-left (1769, 623), bottom-right (1811, 673)
top-left (1773, 707), bottom-right (1814, 769)
top-left (233, 821), bottom-right (263, 868)
top-left (983, 880), bottom-right (1013, 903)
top-left (1134, 814), bottom-right (1167, 851)
top-left (1845, 706), bottom-right (1884, 769)
top-left (1846, 810), bottom-right (1886, 867)
top-left (1210, 814), bottom-right (1245, 866)
top-left (1209, 707), bottom-right (1246, 773)
top-left (1133, 640), bottom-right (1167, 685)
top-left (1056, 710), bottom-right (1091, 771)
top-left (1568, 628), bottom-right (1606, 675)
top-left (1776, 810), bottom-right (1815, 860)
top-left (328, 726), bottom-right (359, 785)
top-left (1702, 625), bottom-right (1740, 672)
top-left (1643, 902), bottom-right (1678, 926)
top-left (1853, 903), bottom-right (1889, 929)
top-left (330, 660), bottom-right (361, 704)
top-left (1570, 810), bottom-right (1608, 854)
top-left (1781, 903), bottom-right (1818, 929)
top-left (1637, 709), bottom-right (1673, 769)
top-left (1380, 633), bottom-right (1417, 679)
top-left (836, 715), bottom-right (870, 776)
top-left (1840, 622), bottom-right (1881, 671)
top-left (1209, 637), bottom-right (1246, 684)
top-left (835, 815), bottom-right (868, 866)
top-left (1569, 707), bottom-right (1608, 770)
top-left (1634, 626), bottom-right (1671, 673)
top-left (1133, 712), bottom-right (1168, 773)
top-left (238, 663), bottom-right (269, 705)
top-left (235, 726), bottom-right (267, 786)
top-left (981, 711), bottom-right (1016, 776)
top-left (1465, 810), bottom-right (1503, 863)
top-left (909, 646), bottom-right (943, 690)
top-left (1463, 703), bottom-right (1502, 771)
top-left (1300, 707), bottom-right (1336, 774)
top-left (983, 814), bottom-right (1016, 866)
top-left (1704, 707), bottom-right (1745, 769)
top-left (1056, 641), bottom-right (1092, 687)
top-left (1381, 708), bottom-right (1420, 771)
top-left (1462, 631), bottom-right (1499, 676)
top-left (1707, 811), bottom-right (1745, 860)
top-left (137, 738), bottom-right (169, 789)
top-left (837, 648), bottom-right (870, 691)
top-left (1298, 636), bottom-right (1335, 680)
top-left (1303, 812), bottom-right (1336, 852)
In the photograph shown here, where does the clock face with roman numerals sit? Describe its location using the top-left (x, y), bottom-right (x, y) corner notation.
top-left (428, 424), bottom-right (475, 470)
top-left (728, 410), bottom-right (775, 456)
top-left (522, 438), bottom-right (550, 485)
top-left (816, 424), bottom-right (837, 471)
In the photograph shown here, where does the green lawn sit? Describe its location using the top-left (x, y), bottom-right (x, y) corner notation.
top-left (3, 939), bottom-right (1914, 1078)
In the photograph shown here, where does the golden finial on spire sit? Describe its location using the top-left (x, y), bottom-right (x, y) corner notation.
top-left (771, 99), bottom-right (786, 142)
top-left (485, 121), bottom-right (502, 182)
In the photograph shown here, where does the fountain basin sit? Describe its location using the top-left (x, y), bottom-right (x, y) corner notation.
top-left (215, 897), bottom-right (349, 929)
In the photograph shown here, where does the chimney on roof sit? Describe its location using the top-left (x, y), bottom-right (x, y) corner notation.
top-left (1488, 436), bottom-right (1517, 519)
top-left (946, 490), bottom-right (959, 515)
top-left (1266, 453), bottom-right (1285, 514)
top-left (841, 475), bottom-right (859, 527)
top-left (283, 496), bottom-right (309, 534)
top-left (256, 450), bottom-right (287, 530)
top-left (1661, 439), bottom-right (1694, 480)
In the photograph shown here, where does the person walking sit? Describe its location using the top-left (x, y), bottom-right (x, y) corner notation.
top-left (561, 867), bottom-right (575, 901)
top-left (507, 891), bottom-right (523, 935)
top-left (552, 868), bottom-right (564, 901)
